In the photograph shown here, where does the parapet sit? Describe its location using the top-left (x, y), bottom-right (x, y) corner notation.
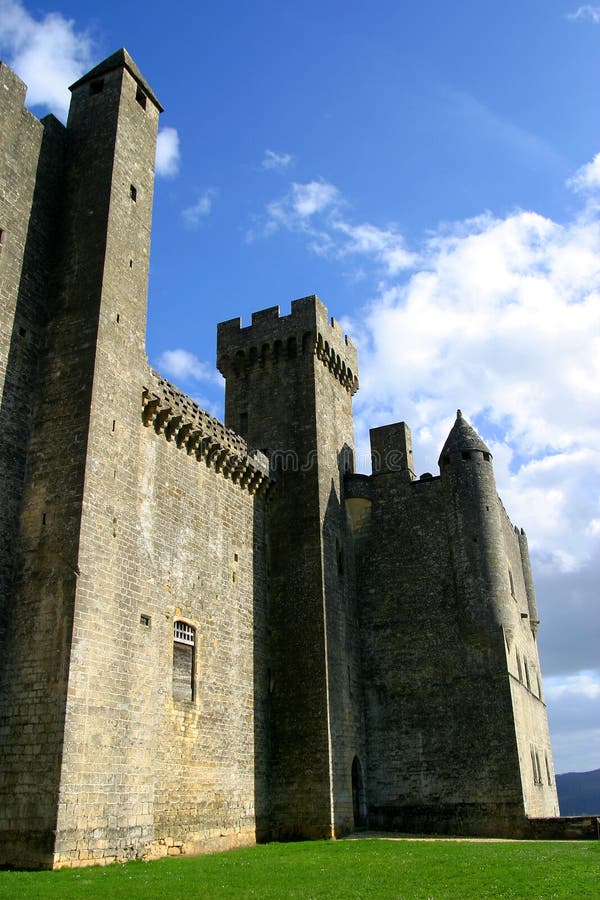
top-left (217, 295), bottom-right (359, 395)
top-left (142, 373), bottom-right (270, 495)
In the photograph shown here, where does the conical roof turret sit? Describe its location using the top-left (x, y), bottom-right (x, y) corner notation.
top-left (438, 410), bottom-right (491, 465)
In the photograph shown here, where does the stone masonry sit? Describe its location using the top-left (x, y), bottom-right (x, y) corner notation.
top-left (0, 50), bottom-right (571, 869)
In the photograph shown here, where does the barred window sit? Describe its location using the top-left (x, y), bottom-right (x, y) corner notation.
top-left (174, 620), bottom-right (195, 645)
top-left (173, 620), bottom-right (195, 701)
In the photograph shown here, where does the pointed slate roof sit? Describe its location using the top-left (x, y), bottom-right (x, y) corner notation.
top-left (69, 48), bottom-right (163, 112)
top-left (438, 410), bottom-right (492, 465)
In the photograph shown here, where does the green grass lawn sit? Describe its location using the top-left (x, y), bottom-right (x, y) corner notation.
top-left (0, 838), bottom-right (598, 899)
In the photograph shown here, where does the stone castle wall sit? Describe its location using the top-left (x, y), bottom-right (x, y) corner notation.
top-left (0, 51), bottom-right (567, 869)
top-left (357, 470), bottom-right (526, 836)
top-left (50, 369), bottom-right (270, 867)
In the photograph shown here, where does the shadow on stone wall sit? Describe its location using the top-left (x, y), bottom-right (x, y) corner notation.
top-left (0, 115), bottom-right (68, 869)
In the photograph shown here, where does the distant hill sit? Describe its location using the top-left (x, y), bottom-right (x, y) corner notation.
top-left (556, 769), bottom-right (600, 816)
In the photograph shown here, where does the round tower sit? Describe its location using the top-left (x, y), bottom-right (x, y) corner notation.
top-left (439, 410), bottom-right (512, 640)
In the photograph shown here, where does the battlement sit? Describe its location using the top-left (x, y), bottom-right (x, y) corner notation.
top-left (217, 295), bottom-right (359, 395)
top-left (142, 373), bottom-right (270, 494)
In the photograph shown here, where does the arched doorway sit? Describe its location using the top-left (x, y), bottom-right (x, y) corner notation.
top-left (351, 756), bottom-right (367, 828)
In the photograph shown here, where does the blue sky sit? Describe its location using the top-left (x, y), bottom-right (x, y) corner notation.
top-left (1, 0), bottom-right (599, 776)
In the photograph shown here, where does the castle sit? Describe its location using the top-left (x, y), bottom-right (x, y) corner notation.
top-left (0, 50), bottom-right (562, 869)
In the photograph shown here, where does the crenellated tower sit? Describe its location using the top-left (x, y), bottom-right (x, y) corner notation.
top-left (218, 295), bottom-right (366, 838)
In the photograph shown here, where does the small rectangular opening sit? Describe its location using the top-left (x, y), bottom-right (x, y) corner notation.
top-left (135, 86), bottom-right (147, 109)
top-left (90, 79), bottom-right (104, 95)
top-left (19, 326), bottom-right (26, 337)
top-left (173, 621), bottom-right (195, 701)
top-left (140, 614), bottom-right (151, 627)
top-left (130, 184), bottom-right (137, 202)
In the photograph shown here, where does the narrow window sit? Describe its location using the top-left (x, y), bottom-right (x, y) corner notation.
top-left (173, 620), bottom-right (195, 701)
top-left (130, 184), bottom-right (137, 202)
top-left (530, 748), bottom-right (538, 784)
top-left (508, 567), bottom-right (515, 598)
top-left (0, 227), bottom-right (4, 251)
top-left (140, 614), bottom-right (151, 627)
top-left (461, 450), bottom-right (471, 460)
top-left (545, 753), bottom-right (552, 785)
top-left (516, 650), bottom-right (523, 682)
top-left (90, 79), bottom-right (104, 95)
top-left (524, 659), bottom-right (531, 691)
top-left (135, 86), bottom-right (147, 109)
top-left (482, 451), bottom-right (491, 461)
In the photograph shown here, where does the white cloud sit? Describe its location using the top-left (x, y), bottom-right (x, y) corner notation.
top-left (544, 670), bottom-right (600, 771)
top-left (546, 672), bottom-right (600, 700)
top-left (262, 149), bottom-right (293, 171)
top-left (157, 349), bottom-right (223, 386)
top-left (182, 189), bottom-right (216, 228)
top-left (279, 180), bottom-right (340, 219)
top-left (568, 5), bottom-right (600, 23)
top-left (255, 179), bottom-right (414, 274)
top-left (350, 202), bottom-right (600, 573)
top-left (155, 127), bottom-right (180, 178)
top-left (331, 220), bottom-right (416, 274)
top-left (0, 0), bottom-right (93, 120)
top-left (567, 152), bottom-right (600, 193)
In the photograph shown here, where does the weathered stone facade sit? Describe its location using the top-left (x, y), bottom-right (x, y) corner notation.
top-left (0, 51), bottom-right (563, 869)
